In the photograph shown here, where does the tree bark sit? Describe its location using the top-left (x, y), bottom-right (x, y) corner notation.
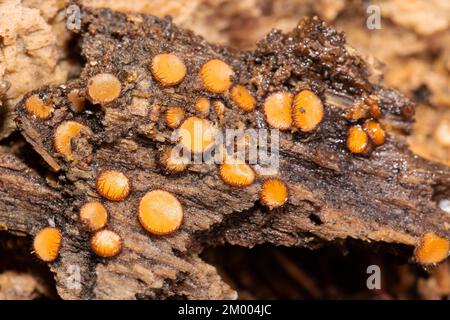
top-left (0, 7), bottom-right (449, 299)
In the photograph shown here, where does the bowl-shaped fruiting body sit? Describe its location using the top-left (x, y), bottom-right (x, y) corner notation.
top-left (199, 59), bottom-right (234, 94)
top-left (178, 116), bottom-right (217, 154)
top-left (414, 232), bottom-right (450, 265)
top-left (68, 89), bottom-right (85, 113)
top-left (87, 73), bottom-right (121, 104)
top-left (230, 85), bottom-right (256, 112)
top-left (96, 170), bottom-right (131, 201)
top-left (151, 53), bottom-right (186, 86)
top-left (33, 227), bottom-right (62, 262)
top-left (347, 125), bottom-right (369, 154)
top-left (79, 202), bottom-right (108, 231)
top-left (363, 120), bottom-right (385, 146)
top-left (90, 229), bottom-right (122, 258)
top-left (195, 97), bottom-right (210, 115)
top-left (293, 90), bottom-right (324, 132)
top-left (160, 147), bottom-right (188, 173)
top-left (138, 190), bottom-right (184, 236)
top-left (54, 121), bottom-right (91, 161)
top-left (263, 92), bottom-right (293, 130)
top-left (165, 106), bottom-right (185, 129)
top-left (260, 178), bottom-right (288, 209)
top-left (25, 95), bottom-right (53, 119)
top-left (219, 163), bottom-right (255, 187)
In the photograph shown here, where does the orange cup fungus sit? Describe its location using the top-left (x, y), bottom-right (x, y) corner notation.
top-left (363, 120), bottom-right (385, 146)
top-left (68, 89), bottom-right (85, 113)
top-left (151, 53), bottom-right (186, 86)
top-left (230, 85), bottom-right (256, 112)
top-left (25, 95), bottom-right (53, 120)
top-left (260, 178), bottom-right (288, 209)
top-left (165, 106), bottom-right (185, 129)
top-left (293, 90), bottom-right (324, 132)
top-left (263, 92), bottom-right (293, 130)
top-left (160, 147), bottom-right (188, 173)
top-left (414, 232), bottom-right (450, 265)
top-left (199, 59), bottom-right (234, 94)
top-left (178, 116), bottom-right (217, 154)
top-left (90, 229), bottom-right (122, 258)
top-left (33, 227), bottom-right (62, 262)
top-left (87, 73), bottom-right (121, 104)
top-left (346, 125), bottom-right (369, 154)
top-left (96, 170), bottom-right (131, 201)
top-left (195, 97), bottom-right (210, 115)
top-left (219, 163), bottom-right (255, 187)
top-left (54, 121), bottom-right (91, 161)
top-left (79, 202), bottom-right (108, 231)
top-left (138, 190), bottom-right (184, 236)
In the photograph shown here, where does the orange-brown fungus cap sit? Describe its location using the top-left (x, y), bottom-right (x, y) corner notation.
top-left (33, 227), bottom-right (62, 262)
top-left (151, 53), bottom-right (186, 86)
top-left (96, 170), bottom-right (131, 201)
top-left (199, 59), bottom-right (234, 94)
top-left (160, 147), bottom-right (187, 173)
top-left (293, 90), bottom-right (324, 132)
top-left (195, 97), bottom-right (210, 115)
top-left (219, 163), bottom-right (255, 187)
top-left (165, 106), bottom-right (185, 129)
top-left (54, 121), bottom-right (90, 161)
top-left (87, 73), bottom-right (121, 104)
top-left (260, 178), bottom-right (288, 209)
top-left (25, 95), bottom-right (53, 119)
top-left (415, 232), bottom-right (450, 265)
top-left (363, 120), bottom-right (385, 145)
top-left (347, 125), bottom-right (369, 154)
top-left (90, 229), bottom-right (122, 257)
top-left (68, 89), bottom-right (85, 113)
top-left (230, 85), bottom-right (256, 112)
top-left (138, 190), bottom-right (183, 236)
top-left (79, 202), bottom-right (108, 231)
top-left (178, 116), bottom-right (217, 154)
top-left (263, 92), bottom-right (293, 130)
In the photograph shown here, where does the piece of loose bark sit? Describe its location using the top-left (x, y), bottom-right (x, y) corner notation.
top-left (1, 6), bottom-right (449, 299)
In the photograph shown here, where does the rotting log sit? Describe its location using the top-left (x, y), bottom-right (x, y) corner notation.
top-left (0, 6), bottom-right (449, 299)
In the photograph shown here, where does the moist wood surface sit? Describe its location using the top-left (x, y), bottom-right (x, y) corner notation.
top-left (0, 7), bottom-right (449, 299)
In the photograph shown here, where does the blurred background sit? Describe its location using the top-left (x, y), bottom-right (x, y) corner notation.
top-left (0, 0), bottom-right (449, 299)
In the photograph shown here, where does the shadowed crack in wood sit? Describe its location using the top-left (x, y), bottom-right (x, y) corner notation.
top-left (0, 6), bottom-right (449, 299)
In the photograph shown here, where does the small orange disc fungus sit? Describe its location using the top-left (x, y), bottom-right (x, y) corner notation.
top-left (195, 97), bottom-right (210, 115)
top-left (363, 120), bottom-right (385, 146)
top-left (347, 125), bottom-right (369, 154)
top-left (96, 170), bottom-right (131, 201)
top-left (178, 116), bottom-right (217, 154)
top-left (260, 178), bottom-right (288, 209)
top-left (25, 95), bottom-right (53, 119)
top-left (68, 89), bottom-right (85, 113)
top-left (293, 90), bottom-right (324, 132)
top-left (87, 73), bottom-right (121, 104)
top-left (230, 85), bottom-right (256, 112)
top-left (90, 229), bottom-right (122, 258)
top-left (415, 232), bottom-right (450, 265)
top-left (54, 121), bottom-right (91, 161)
top-left (150, 53), bottom-right (186, 86)
top-left (160, 147), bottom-right (188, 173)
top-left (138, 190), bottom-right (184, 236)
top-left (219, 163), bottom-right (255, 187)
top-left (165, 106), bottom-right (185, 129)
top-left (33, 227), bottom-right (62, 262)
top-left (263, 92), bottom-right (293, 130)
top-left (199, 59), bottom-right (234, 94)
top-left (79, 202), bottom-right (108, 231)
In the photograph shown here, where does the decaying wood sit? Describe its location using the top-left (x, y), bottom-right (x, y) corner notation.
top-left (0, 6), bottom-right (449, 299)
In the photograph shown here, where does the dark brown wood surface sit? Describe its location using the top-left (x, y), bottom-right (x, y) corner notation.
top-left (0, 7), bottom-right (449, 299)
